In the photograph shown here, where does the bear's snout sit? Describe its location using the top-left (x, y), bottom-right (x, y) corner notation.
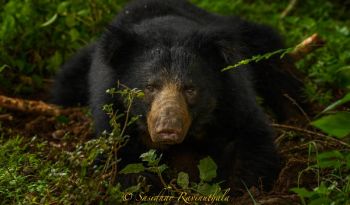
top-left (147, 83), bottom-right (191, 145)
top-left (154, 107), bottom-right (185, 144)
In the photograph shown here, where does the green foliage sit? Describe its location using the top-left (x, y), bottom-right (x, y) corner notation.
top-left (301, 91), bottom-right (350, 204)
top-left (291, 149), bottom-right (350, 205)
top-left (119, 149), bottom-right (168, 176)
top-left (0, 0), bottom-right (128, 93)
top-left (312, 112), bottom-right (350, 138)
top-left (292, 93), bottom-right (350, 204)
top-left (0, 65), bottom-right (9, 73)
top-left (221, 48), bottom-right (293, 72)
top-left (198, 156), bottom-right (217, 182)
top-left (177, 172), bottom-right (189, 189)
top-left (312, 91), bottom-right (350, 139)
top-left (119, 163), bottom-right (145, 174)
top-left (321, 93), bottom-right (350, 114)
top-left (0, 0), bottom-right (127, 72)
top-left (0, 136), bottom-right (73, 204)
top-left (119, 150), bottom-right (226, 199)
top-left (194, 0), bottom-right (350, 105)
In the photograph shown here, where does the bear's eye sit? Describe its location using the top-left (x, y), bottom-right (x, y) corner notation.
top-left (184, 87), bottom-right (197, 97)
top-left (145, 85), bottom-right (156, 93)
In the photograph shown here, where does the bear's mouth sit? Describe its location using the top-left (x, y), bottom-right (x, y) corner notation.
top-left (155, 129), bottom-right (182, 144)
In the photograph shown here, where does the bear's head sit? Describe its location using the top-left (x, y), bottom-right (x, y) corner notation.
top-left (99, 21), bottom-right (245, 148)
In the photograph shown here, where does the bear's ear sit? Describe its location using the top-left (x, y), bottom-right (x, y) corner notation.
top-left (188, 27), bottom-right (246, 67)
top-left (99, 25), bottom-right (140, 65)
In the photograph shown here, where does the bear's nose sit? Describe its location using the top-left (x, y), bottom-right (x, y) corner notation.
top-left (156, 111), bottom-right (183, 130)
top-left (154, 109), bottom-right (184, 144)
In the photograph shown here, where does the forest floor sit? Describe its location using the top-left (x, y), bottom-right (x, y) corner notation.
top-left (0, 87), bottom-right (346, 205)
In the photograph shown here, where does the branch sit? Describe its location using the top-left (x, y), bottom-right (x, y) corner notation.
top-left (0, 95), bottom-right (61, 116)
top-left (272, 123), bottom-right (350, 148)
top-left (290, 33), bottom-right (325, 62)
top-left (280, 0), bottom-right (298, 18)
top-left (0, 114), bottom-right (13, 121)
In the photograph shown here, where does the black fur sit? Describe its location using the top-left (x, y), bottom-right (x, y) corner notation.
top-left (52, 0), bottom-right (305, 193)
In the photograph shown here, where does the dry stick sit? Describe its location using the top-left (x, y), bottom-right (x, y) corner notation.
top-left (272, 123), bottom-right (350, 148)
top-left (0, 95), bottom-right (61, 116)
top-left (283, 94), bottom-right (311, 123)
top-left (258, 195), bottom-right (300, 204)
top-left (281, 0), bottom-right (298, 18)
top-left (290, 33), bottom-right (325, 62)
top-left (280, 33), bottom-right (325, 82)
top-left (0, 114), bottom-right (13, 121)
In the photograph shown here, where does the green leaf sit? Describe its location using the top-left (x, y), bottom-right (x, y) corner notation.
top-left (317, 159), bottom-right (342, 169)
top-left (65, 15), bottom-right (76, 27)
top-left (308, 198), bottom-right (332, 205)
top-left (311, 112), bottom-right (350, 138)
top-left (290, 187), bottom-right (315, 198)
top-left (69, 28), bottom-right (80, 42)
top-left (313, 182), bottom-right (330, 195)
top-left (57, 2), bottom-right (70, 14)
top-left (196, 182), bottom-right (221, 195)
top-left (197, 156), bottom-right (217, 182)
top-left (0, 15), bottom-right (16, 38)
top-left (56, 115), bottom-right (69, 124)
top-left (41, 13), bottom-right (58, 27)
top-left (336, 66), bottom-right (350, 88)
top-left (77, 9), bottom-right (90, 16)
top-left (147, 164), bottom-right (168, 174)
top-left (177, 172), bottom-right (189, 189)
top-left (321, 92), bottom-right (350, 113)
top-left (221, 48), bottom-right (291, 72)
top-left (346, 153), bottom-right (350, 169)
top-left (119, 163), bottom-right (145, 174)
top-left (0, 64), bottom-right (10, 73)
top-left (317, 150), bottom-right (343, 160)
top-left (47, 51), bottom-right (63, 72)
top-left (140, 149), bottom-right (159, 166)
top-left (157, 164), bottom-right (168, 173)
top-left (317, 151), bottom-right (344, 169)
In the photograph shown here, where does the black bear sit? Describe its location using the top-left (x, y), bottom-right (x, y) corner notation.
top-left (52, 0), bottom-right (304, 193)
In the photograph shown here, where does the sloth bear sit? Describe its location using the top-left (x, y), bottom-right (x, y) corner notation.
top-left (52, 0), bottom-right (304, 193)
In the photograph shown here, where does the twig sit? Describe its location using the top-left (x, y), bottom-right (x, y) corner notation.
top-left (274, 132), bottom-right (287, 146)
top-left (272, 123), bottom-right (350, 148)
top-left (258, 195), bottom-right (299, 204)
top-left (283, 94), bottom-right (311, 123)
top-left (281, 0), bottom-right (298, 18)
top-left (0, 95), bottom-right (61, 116)
top-left (0, 114), bottom-right (13, 121)
top-left (290, 33), bottom-right (325, 62)
top-left (169, 178), bottom-right (184, 193)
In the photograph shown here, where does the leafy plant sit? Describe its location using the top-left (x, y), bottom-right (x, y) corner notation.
top-left (119, 150), bottom-right (227, 199)
top-left (291, 149), bottom-right (350, 205)
top-left (0, 0), bottom-right (128, 94)
top-left (221, 47), bottom-right (294, 72)
top-left (291, 93), bottom-right (350, 205)
top-left (312, 92), bottom-right (350, 138)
